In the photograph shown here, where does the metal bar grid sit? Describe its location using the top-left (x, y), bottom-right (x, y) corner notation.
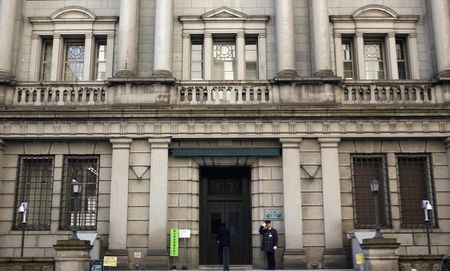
top-left (397, 154), bottom-right (437, 228)
top-left (14, 156), bottom-right (54, 230)
top-left (351, 155), bottom-right (391, 228)
top-left (60, 156), bottom-right (99, 231)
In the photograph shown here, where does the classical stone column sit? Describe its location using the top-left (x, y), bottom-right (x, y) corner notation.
top-left (310, 0), bottom-right (334, 77)
top-left (430, 0), bottom-right (450, 78)
top-left (83, 33), bottom-right (94, 81)
top-left (147, 137), bottom-right (171, 269)
top-left (280, 138), bottom-right (306, 269)
top-left (182, 33), bottom-right (191, 80)
top-left (318, 138), bottom-right (346, 268)
top-left (115, 0), bottom-right (139, 77)
top-left (333, 33), bottom-right (343, 78)
top-left (407, 33), bottom-right (420, 79)
top-left (236, 31), bottom-right (245, 80)
top-left (355, 33), bottom-right (366, 79)
top-left (50, 34), bottom-right (63, 81)
top-left (29, 34), bottom-right (42, 81)
top-left (153, 0), bottom-right (174, 77)
top-left (106, 34), bottom-right (115, 78)
top-left (258, 33), bottom-right (267, 80)
top-left (386, 33), bottom-right (399, 80)
top-left (275, 0), bottom-right (297, 77)
top-left (107, 138), bottom-right (132, 269)
top-left (0, 0), bottom-right (19, 80)
top-left (204, 33), bottom-right (213, 80)
top-left (446, 138), bottom-right (450, 184)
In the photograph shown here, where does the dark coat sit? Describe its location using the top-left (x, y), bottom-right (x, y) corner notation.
top-left (259, 226), bottom-right (278, 252)
top-left (217, 227), bottom-right (230, 247)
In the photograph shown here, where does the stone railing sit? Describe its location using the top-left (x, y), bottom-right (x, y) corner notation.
top-left (341, 81), bottom-right (436, 104)
top-left (13, 83), bottom-right (107, 106)
top-left (176, 82), bottom-right (273, 105)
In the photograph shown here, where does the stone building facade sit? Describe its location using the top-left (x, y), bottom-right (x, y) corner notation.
top-left (0, 0), bottom-right (449, 269)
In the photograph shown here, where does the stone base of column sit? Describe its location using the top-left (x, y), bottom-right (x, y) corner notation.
top-left (314, 69), bottom-right (335, 77)
top-left (361, 238), bottom-right (401, 271)
top-left (282, 249), bottom-right (307, 269)
top-left (53, 240), bottom-right (92, 271)
top-left (147, 249), bottom-right (169, 269)
top-left (105, 249), bottom-right (129, 269)
top-left (436, 69), bottom-right (450, 79)
top-left (152, 70), bottom-right (173, 77)
top-left (323, 248), bottom-right (348, 269)
top-left (114, 69), bottom-right (137, 78)
top-left (276, 69), bottom-right (298, 78)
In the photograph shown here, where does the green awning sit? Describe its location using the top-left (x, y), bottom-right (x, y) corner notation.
top-left (170, 147), bottom-right (281, 157)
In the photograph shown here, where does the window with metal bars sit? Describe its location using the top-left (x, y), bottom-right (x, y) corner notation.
top-left (14, 156), bottom-right (54, 230)
top-left (60, 156), bottom-right (99, 230)
top-left (351, 155), bottom-right (391, 228)
top-left (397, 155), bottom-right (437, 228)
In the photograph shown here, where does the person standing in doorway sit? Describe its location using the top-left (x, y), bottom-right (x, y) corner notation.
top-left (217, 223), bottom-right (230, 271)
top-left (259, 220), bottom-right (278, 270)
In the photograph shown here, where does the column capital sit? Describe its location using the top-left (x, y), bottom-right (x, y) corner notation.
top-left (31, 33), bottom-right (40, 40)
top-left (258, 33), bottom-right (267, 39)
top-left (204, 32), bottom-right (212, 39)
top-left (318, 137), bottom-right (341, 148)
top-left (148, 137), bottom-right (171, 149)
top-left (85, 32), bottom-right (94, 40)
top-left (236, 31), bottom-right (245, 38)
top-left (333, 33), bottom-right (342, 39)
top-left (110, 138), bottom-right (132, 148)
top-left (356, 32), bottom-right (364, 38)
top-left (409, 33), bottom-right (417, 39)
top-left (53, 33), bottom-right (62, 40)
top-left (388, 32), bottom-right (396, 38)
top-left (107, 34), bottom-right (116, 39)
top-left (280, 137), bottom-right (302, 147)
top-left (182, 33), bottom-right (191, 39)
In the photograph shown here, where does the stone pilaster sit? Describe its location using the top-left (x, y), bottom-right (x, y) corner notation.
top-left (182, 33), bottom-right (191, 80)
top-left (446, 138), bottom-right (450, 187)
top-left (258, 33), bottom-right (267, 80)
top-left (430, 0), bottom-right (450, 78)
top-left (236, 31), bottom-right (245, 80)
top-left (204, 33), bottom-right (213, 80)
top-left (0, 140), bottom-right (4, 193)
top-left (54, 240), bottom-right (92, 271)
top-left (147, 137), bottom-right (171, 269)
top-left (83, 33), bottom-right (94, 81)
top-left (355, 32), bottom-right (366, 79)
top-left (0, 0), bottom-right (19, 80)
top-left (280, 138), bottom-right (306, 269)
top-left (107, 138), bottom-right (132, 269)
top-left (275, 0), bottom-right (297, 77)
top-left (115, 0), bottom-right (139, 77)
top-left (386, 33), bottom-right (399, 80)
top-left (153, 0), bottom-right (174, 77)
top-left (310, 0), bottom-right (334, 77)
top-left (318, 138), bottom-right (346, 269)
top-left (50, 34), bottom-right (63, 81)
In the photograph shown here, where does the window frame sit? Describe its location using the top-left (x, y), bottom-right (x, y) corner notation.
top-left (396, 154), bottom-right (437, 229)
top-left (13, 156), bottom-right (54, 231)
top-left (94, 38), bottom-right (107, 81)
top-left (62, 39), bottom-right (86, 81)
top-left (59, 155), bottom-right (100, 231)
top-left (351, 154), bottom-right (392, 229)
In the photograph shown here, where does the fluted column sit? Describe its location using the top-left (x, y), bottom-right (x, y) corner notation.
top-left (280, 138), bottom-right (306, 269)
top-left (147, 137), bottom-right (171, 269)
top-left (153, 0), bottom-right (174, 77)
top-left (108, 138), bottom-right (132, 251)
top-left (430, 0), bottom-right (450, 78)
top-left (0, 0), bottom-right (19, 80)
top-left (115, 0), bottom-right (139, 77)
top-left (319, 138), bottom-right (347, 268)
top-left (310, 0), bottom-right (334, 77)
top-left (275, 0), bottom-right (297, 77)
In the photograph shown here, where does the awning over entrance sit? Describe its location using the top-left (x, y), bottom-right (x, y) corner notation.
top-left (170, 147), bottom-right (281, 157)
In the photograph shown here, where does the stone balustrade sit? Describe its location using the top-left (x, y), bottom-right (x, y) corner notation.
top-left (177, 82), bottom-right (272, 105)
top-left (342, 81), bottom-right (435, 104)
top-left (13, 83), bottom-right (107, 106)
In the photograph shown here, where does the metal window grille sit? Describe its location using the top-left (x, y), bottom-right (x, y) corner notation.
top-left (60, 156), bottom-right (99, 230)
top-left (351, 155), bottom-right (391, 228)
top-left (14, 156), bottom-right (54, 230)
top-left (397, 155), bottom-right (437, 228)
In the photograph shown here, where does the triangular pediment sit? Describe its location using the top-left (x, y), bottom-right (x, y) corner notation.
top-left (201, 6), bottom-right (247, 19)
top-left (352, 5), bottom-right (398, 19)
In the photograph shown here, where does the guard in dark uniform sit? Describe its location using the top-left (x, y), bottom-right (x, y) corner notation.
top-left (217, 223), bottom-right (230, 271)
top-left (259, 220), bottom-right (278, 270)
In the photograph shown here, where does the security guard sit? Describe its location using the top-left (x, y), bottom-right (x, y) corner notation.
top-left (259, 220), bottom-right (278, 270)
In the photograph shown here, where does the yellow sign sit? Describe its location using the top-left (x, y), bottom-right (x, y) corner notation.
top-left (103, 256), bottom-right (118, 267)
top-left (355, 253), bottom-right (365, 265)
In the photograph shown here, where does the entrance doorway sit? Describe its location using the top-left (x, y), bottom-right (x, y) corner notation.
top-left (200, 167), bottom-right (252, 265)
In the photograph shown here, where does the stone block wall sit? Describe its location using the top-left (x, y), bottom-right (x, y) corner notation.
top-left (339, 139), bottom-right (450, 256)
top-left (0, 141), bottom-right (112, 258)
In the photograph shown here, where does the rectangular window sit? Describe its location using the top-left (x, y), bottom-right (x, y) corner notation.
top-left (245, 37), bottom-right (258, 80)
top-left (351, 155), bottom-right (391, 228)
top-left (397, 155), bottom-right (436, 228)
top-left (191, 37), bottom-right (204, 80)
top-left (396, 38), bottom-right (409, 80)
top-left (14, 156), bottom-right (54, 230)
top-left (63, 41), bottom-right (85, 81)
top-left (342, 39), bottom-right (354, 79)
top-left (94, 39), bottom-right (107, 80)
top-left (364, 40), bottom-right (385, 80)
top-left (213, 38), bottom-right (236, 80)
top-left (60, 156), bottom-right (99, 230)
top-left (40, 40), bottom-right (53, 81)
